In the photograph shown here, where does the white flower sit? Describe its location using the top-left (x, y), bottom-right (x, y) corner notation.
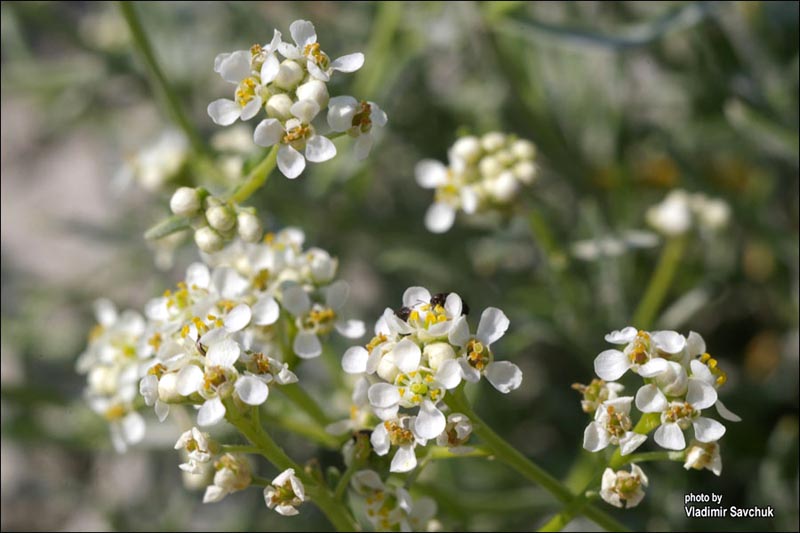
top-left (253, 99), bottom-right (336, 179)
top-left (207, 31), bottom-right (282, 126)
top-left (264, 468), bottom-right (305, 516)
top-left (371, 416), bottom-right (428, 473)
top-left (115, 130), bottom-right (189, 193)
top-left (652, 396), bottom-right (726, 451)
top-left (170, 186), bottom-right (202, 217)
top-left (203, 453), bottom-right (252, 503)
top-left (572, 378), bottom-right (625, 414)
top-left (583, 397), bottom-right (647, 456)
top-left (448, 308), bottom-right (522, 393)
top-left (351, 470), bottom-right (438, 531)
top-left (176, 337), bottom-right (241, 427)
top-left (594, 328), bottom-right (686, 382)
top-left (683, 440), bottom-right (722, 476)
top-left (435, 412), bottom-right (473, 452)
top-left (646, 190), bottom-right (692, 236)
top-left (327, 96), bottom-right (388, 159)
top-left (600, 464), bottom-right (648, 509)
top-left (279, 20), bottom-right (364, 82)
top-left (175, 427), bottom-right (216, 474)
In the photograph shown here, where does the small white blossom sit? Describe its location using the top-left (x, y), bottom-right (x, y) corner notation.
top-left (175, 427), bottom-right (216, 474)
top-left (351, 470), bottom-right (438, 531)
top-left (683, 439), bottom-right (722, 476)
top-left (327, 96), bottom-right (388, 159)
top-left (647, 189), bottom-right (731, 236)
top-left (264, 468), bottom-right (305, 516)
top-left (279, 20), bottom-right (364, 82)
top-left (583, 397), bottom-right (647, 456)
top-left (436, 412), bottom-right (473, 452)
top-left (600, 464), bottom-right (648, 509)
top-left (203, 453), bottom-right (252, 503)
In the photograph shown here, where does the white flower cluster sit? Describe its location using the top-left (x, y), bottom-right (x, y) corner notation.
top-left (646, 189), bottom-right (731, 236)
top-left (578, 328), bottom-right (740, 508)
top-left (208, 20), bottom-right (387, 179)
top-left (115, 130), bottom-right (189, 193)
top-left (341, 287), bottom-right (521, 472)
top-left (169, 186), bottom-right (264, 252)
top-left (415, 133), bottom-right (537, 233)
top-left (76, 300), bottom-right (147, 453)
top-left (350, 470), bottom-right (438, 532)
top-left (264, 468), bottom-right (306, 516)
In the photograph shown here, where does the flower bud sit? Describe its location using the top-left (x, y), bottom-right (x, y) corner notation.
top-left (478, 155), bottom-right (503, 179)
top-left (423, 342), bottom-right (455, 372)
top-left (237, 211), bottom-right (262, 242)
top-left (450, 136), bottom-right (482, 164)
top-left (511, 139), bottom-right (536, 160)
top-left (307, 247), bottom-right (337, 283)
top-left (194, 226), bottom-right (224, 253)
top-left (481, 132), bottom-right (506, 152)
top-left (206, 205), bottom-right (236, 232)
top-left (295, 80), bottom-right (329, 110)
top-left (274, 60), bottom-right (304, 90)
top-left (170, 187), bottom-right (201, 216)
top-left (486, 172), bottom-right (520, 203)
top-left (266, 94), bottom-right (294, 121)
top-left (514, 160), bottom-right (537, 184)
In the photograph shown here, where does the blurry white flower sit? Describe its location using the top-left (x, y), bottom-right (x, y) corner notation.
top-left (175, 427), bottom-right (216, 474)
top-left (683, 440), bottom-right (722, 476)
top-left (351, 470), bottom-right (438, 531)
top-left (115, 130), bottom-right (189, 193)
top-left (203, 453), bottom-right (251, 503)
top-left (572, 378), bottom-right (625, 414)
top-left (264, 468), bottom-right (305, 516)
top-left (647, 189), bottom-right (731, 236)
top-left (600, 464), bottom-right (648, 508)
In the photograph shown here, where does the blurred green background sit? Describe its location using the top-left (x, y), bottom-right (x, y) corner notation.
top-left (1, 1), bottom-right (798, 531)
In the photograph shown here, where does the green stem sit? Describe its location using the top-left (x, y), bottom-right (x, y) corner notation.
top-left (443, 388), bottom-right (627, 531)
top-left (221, 444), bottom-right (261, 455)
top-left (118, 2), bottom-right (205, 155)
top-left (228, 145), bottom-right (280, 203)
top-left (619, 451), bottom-right (684, 466)
top-left (354, 1), bottom-right (403, 96)
top-left (631, 236), bottom-right (687, 329)
top-left (224, 401), bottom-right (358, 531)
top-left (278, 383), bottom-right (331, 426)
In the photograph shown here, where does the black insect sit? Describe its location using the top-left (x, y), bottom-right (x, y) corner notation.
top-left (430, 292), bottom-right (470, 316)
top-left (395, 306), bottom-right (412, 321)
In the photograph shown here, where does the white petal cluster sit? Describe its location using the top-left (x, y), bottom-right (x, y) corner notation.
top-left (599, 464), bottom-right (649, 509)
top-left (646, 189), bottom-right (731, 236)
top-left (351, 470), bottom-right (438, 532)
top-left (582, 328), bottom-right (739, 490)
top-left (174, 427), bottom-right (217, 474)
top-left (76, 299), bottom-right (147, 453)
top-left (342, 287), bottom-right (522, 472)
top-left (208, 20), bottom-right (385, 178)
top-left (203, 453), bottom-right (252, 503)
top-left (415, 133), bottom-right (538, 233)
top-left (263, 468), bottom-right (306, 516)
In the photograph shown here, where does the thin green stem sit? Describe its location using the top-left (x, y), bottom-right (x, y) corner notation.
top-left (224, 401), bottom-right (358, 531)
top-left (278, 383), bottom-right (331, 426)
top-left (619, 451), bottom-right (684, 466)
top-left (443, 388), bottom-right (627, 531)
top-left (228, 146), bottom-right (280, 203)
top-left (631, 236), bottom-right (687, 329)
top-left (251, 475), bottom-right (273, 487)
top-left (221, 444), bottom-right (261, 455)
top-left (118, 2), bottom-right (205, 155)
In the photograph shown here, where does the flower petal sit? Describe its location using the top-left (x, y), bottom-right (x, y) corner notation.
top-left (425, 202), bottom-right (456, 233)
top-left (342, 346), bottom-right (369, 374)
top-left (476, 307), bottom-right (510, 346)
top-left (654, 422), bottom-right (686, 450)
top-left (635, 383), bottom-right (668, 413)
top-left (413, 401), bottom-right (446, 440)
top-left (392, 338), bottom-right (421, 373)
top-left (281, 284), bottom-right (311, 316)
top-left (186, 263), bottom-right (210, 289)
top-left (198, 397), bottom-right (226, 427)
top-left (277, 145), bottom-right (306, 179)
top-left (403, 287), bottom-right (431, 308)
top-left (715, 400), bottom-right (741, 422)
top-left (457, 357), bottom-right (481, 383)
top-left (368, 383), bottom-right (400, 409)
top-left (390, 445), bottom-right (418, 473)
top-left (260, 53), bottom-right (280, 84)
top-left (354, 134), bottom-right (373, 160)
top-left (619, 432), bottom-right (647, 456)
top-left (686, 379), bottom-right (718, 410)
top-left (327, 95), bottom-right (358, 132)
top-left (583, 422), bottom-right (610, 452)
top-left (121, 411), bottom-right (145, 445)
top-left (693, 417), bottom-right (726, 443)
top-left (176, 365), bottom-right (204, 396)
top-left (444, 292), bottom-right (462, 317)
top-left (290, 99), bottom-right (320, 124)
top-left (415, 160), bottom-right (448, 188)
top-left (218, 50), bottom-right (251, 83)
top-left (435, 359), bottom-right (462, 390)
top-left (637, 357), bottom-right (669, 377)
top-left (484, 361), bottom-right (522, 393)
top-left (252, 295), bottom-right (280, 326)
top-left (652, 330), bottom-right (686, 354)
top-left (594, 349), bottom-right (630, 381)
top-left (370, 424), bottom-right (390, 455)
top-left (305, 134), bottom-right (337, 163)
top-left (293, 331), bottom-right (322, 359)
top-left (235, 375), bottom-right (269, 405)
top-left (686, 331), bottom-right (706, 356)
top-left (290, 19), bottom-right (317, 47)
top-left (330, 53), bottom-right (364, 73)
top-left (207, 338), bottom-right (240, 368)
top-left (448, 315), bottom-right (470, 347)
top-left (208, 99), bottom-right (241, 126)
top-left (224, 303), bottom-right (252, 332)
top-left (253, 118), bottom-right (283, 147)
top-left (604, 327), bottom-right (638, 344)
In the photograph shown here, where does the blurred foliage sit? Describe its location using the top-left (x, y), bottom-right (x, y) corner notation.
top-left (1, 1), bottom-right (798, 531)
